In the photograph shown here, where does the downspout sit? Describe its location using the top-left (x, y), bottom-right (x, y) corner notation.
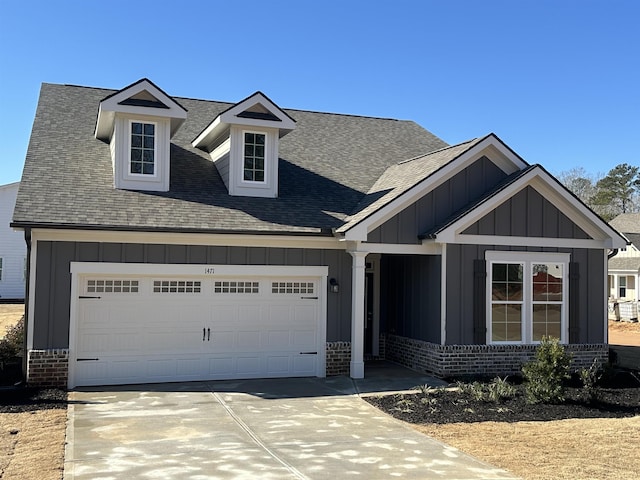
top-left (22, 227), bottom-right (31, 381)
top-left (607, 249), bottom-right (619, 260)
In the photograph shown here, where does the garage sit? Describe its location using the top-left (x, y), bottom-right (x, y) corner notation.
top-left (68, 263), bottom-right (327, 387)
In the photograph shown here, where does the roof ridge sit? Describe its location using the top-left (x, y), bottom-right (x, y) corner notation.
top-left (53, 82), bottom-right (412, 123)
top-left (397, 137), bottom-right (479, 165)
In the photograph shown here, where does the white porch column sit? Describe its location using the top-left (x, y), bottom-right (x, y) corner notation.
top-left (349, 251), bottom-right (367, 378)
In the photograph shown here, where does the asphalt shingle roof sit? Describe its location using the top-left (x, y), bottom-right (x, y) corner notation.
top-left (13, 83), bottom-right (447, 234)
top-left (609, 256), bottom-right (640, 272)
top-left (610, 213), bottom-right (640, 234)
top-left (335, 138), bottom-right (484, 233)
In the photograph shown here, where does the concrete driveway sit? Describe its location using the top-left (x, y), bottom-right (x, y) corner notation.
top-left (64, 367), bottom-right (519, 480)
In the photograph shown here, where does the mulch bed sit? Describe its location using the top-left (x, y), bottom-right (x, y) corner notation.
top-left (365, 371), bottom-right (640, 424)
top-left (0, 388), bottom-right (68, 413)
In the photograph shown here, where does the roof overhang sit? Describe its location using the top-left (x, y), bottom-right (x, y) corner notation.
top-left (95, 78), bottom-right (188, 141)
top-left (192, 91), bottom-right (296, 151)
top-left (429, 165), bottom-right (628, 249)
top-left (338, 133), bottom-right (528, 241)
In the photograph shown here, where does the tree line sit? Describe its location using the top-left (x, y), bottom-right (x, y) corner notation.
top-left (557, 163), bottom-right (640, 221)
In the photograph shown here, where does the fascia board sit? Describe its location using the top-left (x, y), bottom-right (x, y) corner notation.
top-left (435, 167), bottom-right (628, 248)
top-left (219, 93), bottom-right (296, 131)
top-left (96, 80), bottom-right (187, 140)
top-left (192, 116), bottom-right (224, 149)
top-left (343, 135), bottom-right (526, 241)
top-left (31, 228), bottom-right (344, 250)
top-left (100, 80), bottom-right (187, 117)
top-left (453, 234), bottom-right (611, 249)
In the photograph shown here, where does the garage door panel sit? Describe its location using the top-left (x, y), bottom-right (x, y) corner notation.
top-left (74, 274), bottom-right (323, 386)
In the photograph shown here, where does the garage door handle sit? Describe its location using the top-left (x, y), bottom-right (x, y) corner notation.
top-left (300, 351), bottom-right (317, 355)
top-left (207, 328), bottom-right (211, 341)
top-left (203, 328), bottom-right (206, 341)
top-left (301, 296), bottom-right (318, 299)
top-left (77, 358), bottom-right (99, 361)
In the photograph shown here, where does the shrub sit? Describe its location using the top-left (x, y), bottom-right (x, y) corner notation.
top-left (0, 315), bottom-right (24, 359)
top-left (487, 376), bottom-right (517, 403)
top-left (522, 336), bottom-right (572, 404)
top-left (579, 358), bottom-right (603, 403)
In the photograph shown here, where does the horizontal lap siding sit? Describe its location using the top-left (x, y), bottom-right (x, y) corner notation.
top-left (33, 241), bottom-right (353, 349)
top-left (446, 244), bottom-right (605, 345)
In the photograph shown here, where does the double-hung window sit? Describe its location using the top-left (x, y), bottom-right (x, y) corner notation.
top-left (487, 251), bottom-right (569, 344)
top-left (243, 132), bottom-right (265, 182)
top-left (130, 121), bottom-right (156, 175)
top-left (618, 276), bottom-right (627, 298)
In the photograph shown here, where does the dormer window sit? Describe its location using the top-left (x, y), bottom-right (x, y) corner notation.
top-left (243, 132), bottom-right (265, 182)
top-left (130, 121), bottom-right (156, 175)
top-left (95, 78), bottom-right (187, 192)
top-left (192, 91), bottom-right (296, 198)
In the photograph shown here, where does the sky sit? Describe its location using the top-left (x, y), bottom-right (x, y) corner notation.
top-left (0, 0), bottom-right (638, 186)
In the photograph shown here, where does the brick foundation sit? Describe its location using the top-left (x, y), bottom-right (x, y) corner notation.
top-left (326, 341), bottom-right (351, 376)
top-left (27, 349), bottom-right (69, 387)
top-left (386, 334), bottom-right (608, 378)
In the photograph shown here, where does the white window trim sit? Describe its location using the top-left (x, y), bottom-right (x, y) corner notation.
top-left (240, 130), bottom-right (268, 186)
top-left (486, 251), bottom-right (570, 345)
top-left (128, 119), bottom-right (158, 179)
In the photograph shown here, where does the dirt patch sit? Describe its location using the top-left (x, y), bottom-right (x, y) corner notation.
top-left (0, 389), bottom-right (67, 480)
top-left (416, 417), bottom-right (640, 480)
top-left (0, 304), bottom-right (23, 339)
top-left (609, 320), bottom-right (640, 346)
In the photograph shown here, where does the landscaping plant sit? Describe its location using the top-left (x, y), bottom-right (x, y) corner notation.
top-left (521, 336), bottom-right (572, 404)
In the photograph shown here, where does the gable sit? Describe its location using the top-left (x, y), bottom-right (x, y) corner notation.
top-left (339, 134), bottom-right (529, 241)
top-left (367, 156), bottom-right (508, 244)
top-left (95, 78), bottom-right (187, 141)
top-left (430, 165), bottom-right (628, 249)
top-left (462, 186), bottom-right (591, 239)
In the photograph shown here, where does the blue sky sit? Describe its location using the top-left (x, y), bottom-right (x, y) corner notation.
top-left (0, 0), bottom-right (638, 185)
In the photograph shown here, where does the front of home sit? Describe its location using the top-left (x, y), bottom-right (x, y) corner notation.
top-left (12, 79), bottom-right (626, 388)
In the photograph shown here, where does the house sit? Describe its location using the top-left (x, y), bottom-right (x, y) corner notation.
top-left (0, 182), bottom-right (26, 301)
top-left (12, 79), bottom-right (627, 388)
top-left (608, 213), bottom-right (640, 320)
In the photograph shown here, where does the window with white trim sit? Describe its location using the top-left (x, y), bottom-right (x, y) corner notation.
top-left (130, 121), bottom-right (156, 175)
top-left (619, 276), bottom-right (627, 298)
top-left (243, 132), bottom-right (265, 182)
top-left (486, 252), bottom-right (569, 344)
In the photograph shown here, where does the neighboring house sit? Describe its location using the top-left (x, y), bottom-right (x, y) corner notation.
top-left (608, 213), bottom-right (640, 320)
top-left (0, 182), bottom-right (26, 301)
top-left (12, 79), bottom-right (626, 388)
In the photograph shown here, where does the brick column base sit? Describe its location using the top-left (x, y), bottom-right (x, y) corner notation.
top-left (27, 349), bottom-right (69, 387)
top-left (326, 341), bottom-right (351, 376)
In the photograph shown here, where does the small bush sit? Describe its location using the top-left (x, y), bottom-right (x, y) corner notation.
top-left (522, 336), bottom-right (572, 404)
top-left (579, 358), bottom-right (603, 402)
top-left (487, 376), bottom-right (517, 403)
top-left (0, 316), bottom-right (24, 359)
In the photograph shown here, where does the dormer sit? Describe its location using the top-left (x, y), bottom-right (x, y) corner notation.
top-left (192, 92), bottom-right (296, 198)
top-left (95, 79), bottom-right (187, 192)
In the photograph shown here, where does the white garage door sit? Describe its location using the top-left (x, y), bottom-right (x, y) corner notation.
top-left (70, 266), bottom-right (325, 387)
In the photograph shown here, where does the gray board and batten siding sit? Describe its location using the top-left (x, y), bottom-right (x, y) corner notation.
top-left (32, 241), bottom-right (353, 350)
top-left (367, 156), bottom-right (508, 244)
